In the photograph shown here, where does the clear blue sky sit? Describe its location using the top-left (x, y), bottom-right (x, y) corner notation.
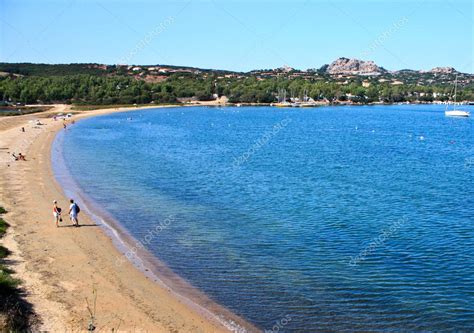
top-left (1, 0), bottom-right (472, 72)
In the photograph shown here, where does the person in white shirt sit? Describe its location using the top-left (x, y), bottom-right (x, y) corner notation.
top-left (68, 199), bottom-right (80, 227)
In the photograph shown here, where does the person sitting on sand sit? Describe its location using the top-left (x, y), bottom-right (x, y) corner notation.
top-left (68, 199), bottom-right (80, 227)
top-left (53, 200), bottom-right (62, 227)
top-left (12, 153), bottom-right (26, 161)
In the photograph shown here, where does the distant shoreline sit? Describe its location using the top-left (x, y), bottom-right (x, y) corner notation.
top-left (2, 99), bottom-right (470, 116)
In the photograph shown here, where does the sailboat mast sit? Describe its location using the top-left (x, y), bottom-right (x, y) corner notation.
top-left (445, 74), bottom-right (470, 117)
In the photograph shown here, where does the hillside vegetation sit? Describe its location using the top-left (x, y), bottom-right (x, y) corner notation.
top-left (0, 62), bottom-right (473, 105)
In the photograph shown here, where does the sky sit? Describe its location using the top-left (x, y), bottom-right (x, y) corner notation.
top-left (1, 0), bottom-right (473, 72)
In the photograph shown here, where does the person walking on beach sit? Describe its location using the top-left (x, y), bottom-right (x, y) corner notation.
top-left (53, 200), bottom-right (62, 227)
top-left (68, 199), bottom-right (80, 227)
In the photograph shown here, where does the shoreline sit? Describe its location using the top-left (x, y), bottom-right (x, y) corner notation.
top-left (4, 98), bottom-right (458, 116)
top-left (51, 119), bottom-right (257, 332)
top-left (0, 104), bottom-right (256, 332)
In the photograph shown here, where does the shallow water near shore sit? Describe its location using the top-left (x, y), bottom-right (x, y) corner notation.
top-left (54, 104), bottom-right (473, 331)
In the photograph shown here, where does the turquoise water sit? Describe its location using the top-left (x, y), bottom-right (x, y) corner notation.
top-left (54, 105), bottom-right (473, 331)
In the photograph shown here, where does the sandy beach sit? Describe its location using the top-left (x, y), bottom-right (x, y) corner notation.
top-left (0, 105), bottom-right (251, 332)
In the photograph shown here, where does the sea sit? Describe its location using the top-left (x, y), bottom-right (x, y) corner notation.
top-left (52, 104), bottom-right (474, 332)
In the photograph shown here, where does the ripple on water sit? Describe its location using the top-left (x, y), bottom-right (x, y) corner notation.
top-left (58, 105), bottom-right (474, 331)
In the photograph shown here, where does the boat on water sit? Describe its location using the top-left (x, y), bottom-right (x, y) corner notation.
top-left (445, 76), bottom-right (470, 117)
top-left (294, 100), bottom-right (318, 107)
top-left (291, 89), bottom-right (318, 107)
top-left (275, 102), bottom-right (292, 107)
top-left (445, 109), bottom-right (470, 117)
top-left (275, 88), bottom-right (292, 107)
top-left (274, 88), bottom-right (318, 107)
top-left (292, 101), bottom-right (318, 107)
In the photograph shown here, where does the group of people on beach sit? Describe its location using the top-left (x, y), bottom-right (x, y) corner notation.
top-left (11, 152), bottom-right (26, 161)
top-left (53, 199), bottom-right (81, 227)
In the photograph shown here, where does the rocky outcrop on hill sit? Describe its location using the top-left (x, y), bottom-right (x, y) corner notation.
top-left (429, 67), bottom-right (456, 74)
top-left (327, 57), bottom-right (385, 75)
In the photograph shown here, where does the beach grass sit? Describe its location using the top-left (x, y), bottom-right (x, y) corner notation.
top-left (0, 218), bottom-right (9, 236)
top-left (0, 265), bottom-right (18, 291)
top-left (0, 206), bottom-right (17, 293)
top-left (0, 206), bottom-right (33, 331)
top-left (0, 106), bottom-right (52, 117)
top-left (0, 246), bottom-right (11, 258)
